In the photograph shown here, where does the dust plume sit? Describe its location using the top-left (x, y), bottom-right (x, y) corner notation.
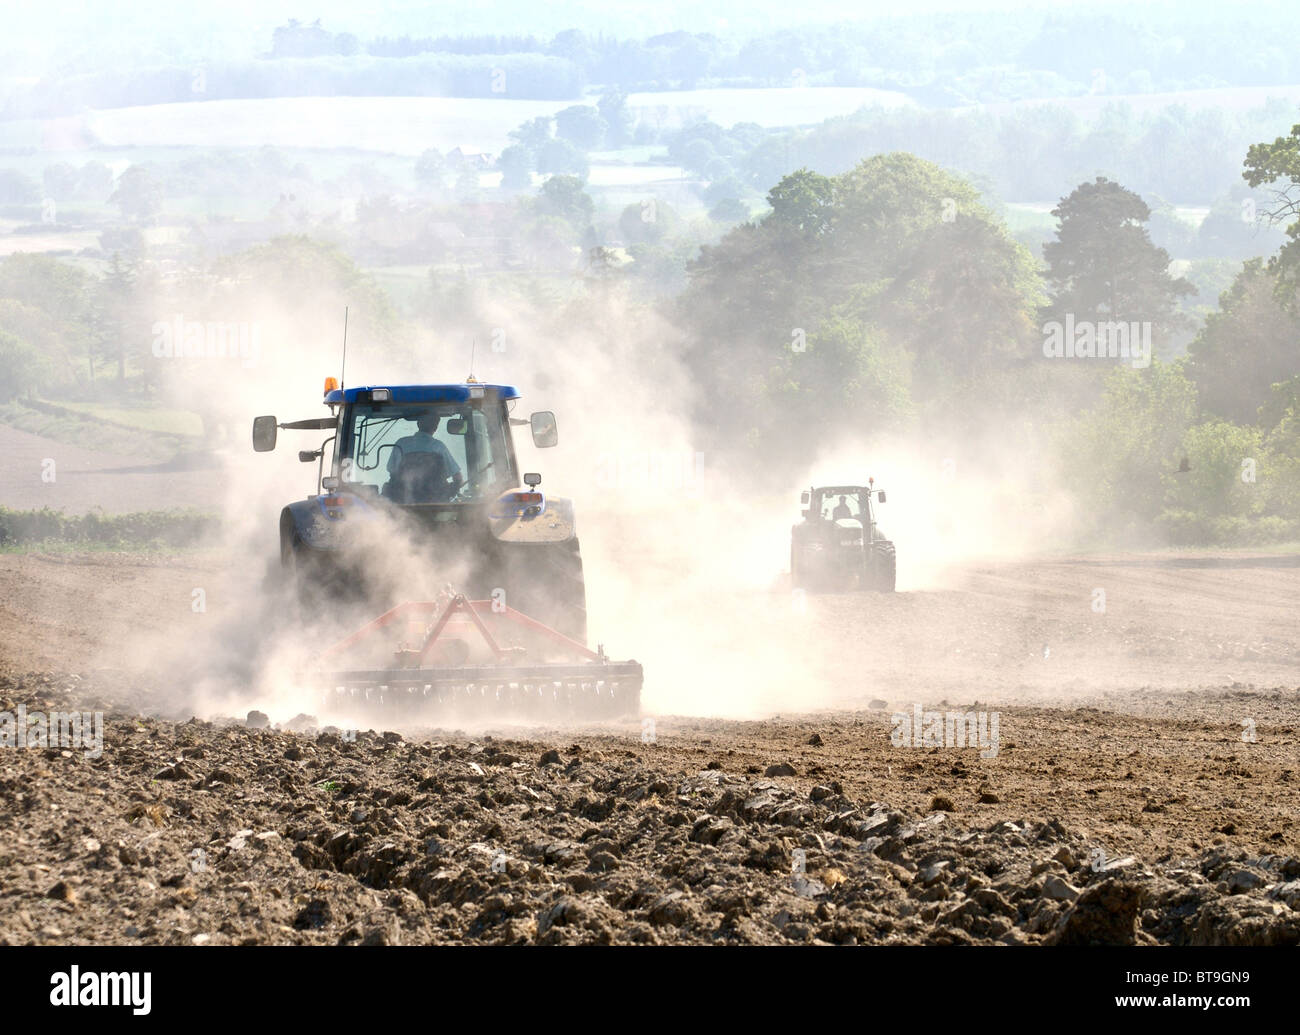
top-left (122, 276), bottom-right (1082, 726)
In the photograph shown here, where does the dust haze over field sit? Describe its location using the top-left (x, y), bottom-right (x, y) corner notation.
top-left (130, 289), bottom-right (883, 722)
top-left (64, 231), bottom-right (1221, 726)
top-left (134, 290), bottom-right (1128, 726)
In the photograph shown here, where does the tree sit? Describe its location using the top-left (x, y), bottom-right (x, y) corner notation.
top-left (765, 168), bottom-right (835, 236)
top-left (1186, 259), bottom-right (1300, 424)
top-left (1243, 122), bottom-right (1300, 296)
top-left (618, 200), bottom-right (678, 244)
top-left (554, 105), bottom-right (607, 151)
top-left (766, 312), bottom-right (912, 464)
top-left (497, 146), bottom-right (534, 191)
top-left (210, 236), bottom-right (399, 350)
top-left (1194, 188), bottom-right (1283, 260)
top-left (703, 157), bottom-right (735, 184)
top-left (509, 116), bottom-right (553, 152)
top-left (536, 139), bottom-right (589, 178)
top-left (597, 89), bottom-right (634, 149)
top-left (679, 153), bottom-right (1045, 461)
top-left (668, 121), bottom-right (726, 168)
top-left (0, 330), bottom-right (46, 402)
top-left (679, 138), bottom-right (716, 175)
top-left (0, 169), bottom-right (40, 204)
top-left (533, 176), bottom-right (593, 232)
top-left (548, 29), bottom-right (593, 67)
top-left (666, 33), bottom-right (714, 88)
top-left (98, 253), bottom-right (140, 382)
top-left (702, 176), bottom-right (745, 208)
top-left (1042, 177), bottom-right (1193, 343)
top-left (109, 166), bottom-right (164, 224)
top-left (0, 253), bottom-right (95, 328)
top-left (1160, 417), bottom-right (1265, 543)
top-left (271, 18), bottom-right (344, 58)
top-left (708, 197), bottom-right (750, 223)
top-left (1061, 361), bottom-right (1199, 538)
top-left (42, 163), bottom-right (78, 200)
top-left (886, 212), bottom-right (1043, 388)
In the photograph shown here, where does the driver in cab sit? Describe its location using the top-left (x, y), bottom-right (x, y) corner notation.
top-left (387, 413), bottom-right (464, 491)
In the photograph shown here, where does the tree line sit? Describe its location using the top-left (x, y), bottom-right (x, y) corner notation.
top-left (12, 8), bottom-right (1300, 118)
top-left (2, 130), bottom-right (1299, 544)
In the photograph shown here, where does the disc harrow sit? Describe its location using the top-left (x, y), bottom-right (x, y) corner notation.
top-left (312, 591), bottom-right (643, 722)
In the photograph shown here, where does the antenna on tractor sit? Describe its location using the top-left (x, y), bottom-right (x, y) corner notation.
top-left (467, 336), bottom-right (477, 383)
top-left (340, 306), bottom-right (349, 390)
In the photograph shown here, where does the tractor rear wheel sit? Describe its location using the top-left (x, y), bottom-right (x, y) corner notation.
top-left (869, 540), bottom-right (896, 593)
top-left (503, 537), bottom-right (588, 644)
top-left (284, 530), bottom-right (325, 611)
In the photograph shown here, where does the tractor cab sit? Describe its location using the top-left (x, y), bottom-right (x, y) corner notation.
top-left (802, 483), bottom-right (887, 533)
top-left (253, 380), bottom-right (558, 509)
top-left (338, 392), bottom-right (509, 505)
top-left (251, 375), bottom-right (589, 640)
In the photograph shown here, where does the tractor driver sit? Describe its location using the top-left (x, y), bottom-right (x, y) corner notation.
top-left (832, 494), bottom-right (854, 520)
top-left (387, 413), bottom-right (464, 490)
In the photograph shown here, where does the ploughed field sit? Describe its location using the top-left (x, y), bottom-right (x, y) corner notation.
top-left (0, 548), bottom-right (1297, 945)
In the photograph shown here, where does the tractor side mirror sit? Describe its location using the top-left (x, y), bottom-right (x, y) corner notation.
top-left (878, 491), bottom-right (886, 503)
top-left (252, 415), bottom-right (278, 452)
top-left (800, 491), bottom-right (810, 505)
top-left (445, 417), bottom-right (467, 435)
top-left (530, 410), bottom-right (558, 448)
top-left (524, 472), bottom-right (542, 488)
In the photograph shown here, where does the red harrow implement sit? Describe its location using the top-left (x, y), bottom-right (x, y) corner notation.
top-left (314, 588), bottom-right (643, 721)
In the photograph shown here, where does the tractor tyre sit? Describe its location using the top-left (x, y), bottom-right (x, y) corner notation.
top-left (283, 530), bottom-right (328, 613)
top-left (505, 537), bottom-right (588, 645)
top-left (869, 540), bottom-right (897, 593)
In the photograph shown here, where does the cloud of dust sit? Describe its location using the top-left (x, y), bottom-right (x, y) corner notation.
top-left (800, 427), bottom-right (1083, 591)
top-left (124, 271), bottom-right (1083, 727)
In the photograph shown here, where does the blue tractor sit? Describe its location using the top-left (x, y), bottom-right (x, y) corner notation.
top-left (252, 377), bottom-right (640, 719)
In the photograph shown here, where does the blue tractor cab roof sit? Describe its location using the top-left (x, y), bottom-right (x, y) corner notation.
top-left (325, 383), bottom-right (521, 405)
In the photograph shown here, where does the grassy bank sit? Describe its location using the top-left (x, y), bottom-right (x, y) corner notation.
top-left (0, 507), bottom-right (220, 549)
top-left (0, 400), bottom-right (198, 461)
